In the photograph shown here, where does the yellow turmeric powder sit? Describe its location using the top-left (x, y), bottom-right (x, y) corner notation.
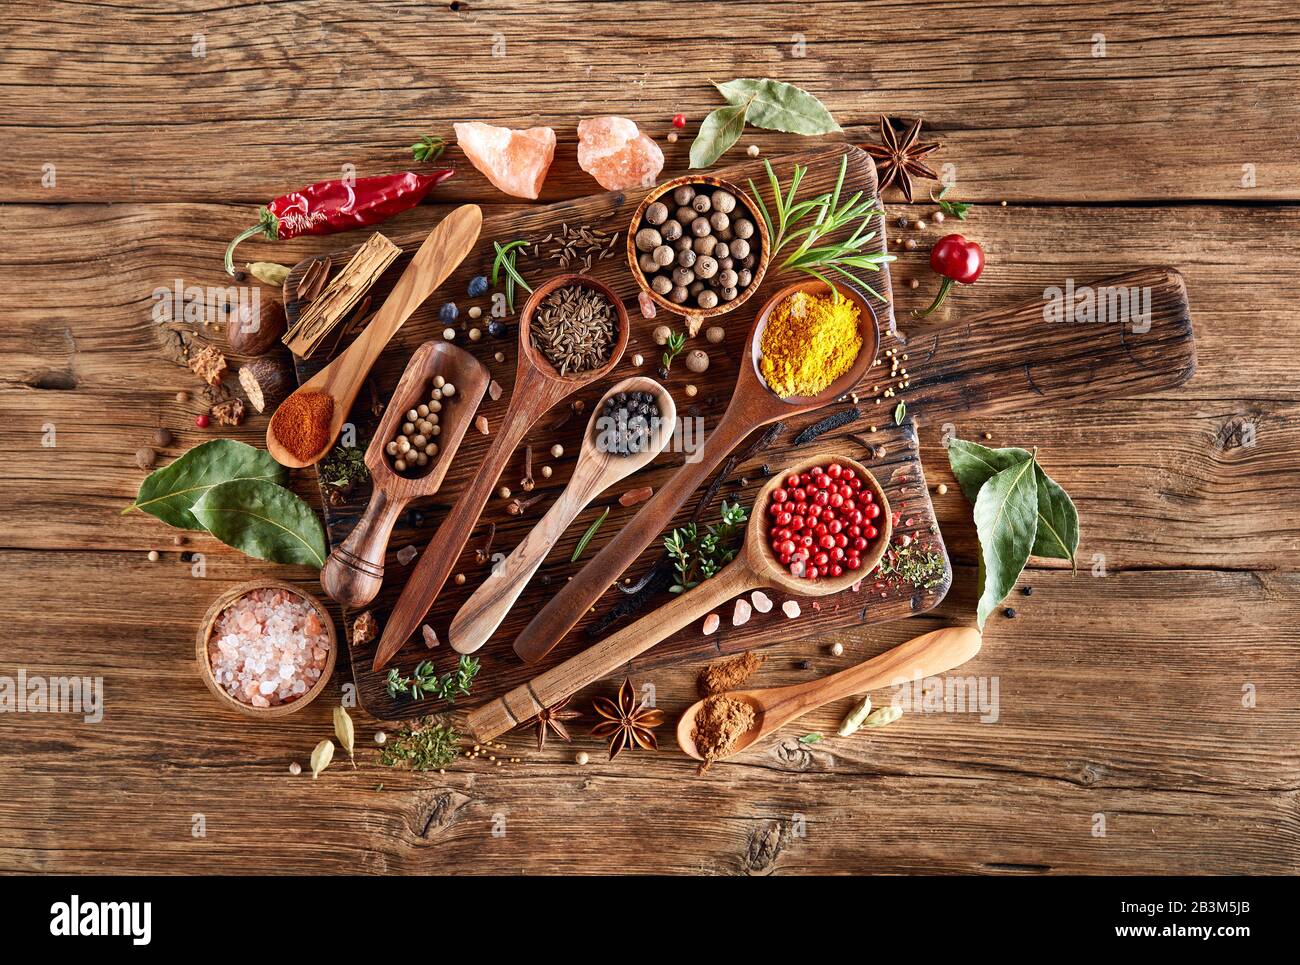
top-left (758, 289), bottom-right (862, 398)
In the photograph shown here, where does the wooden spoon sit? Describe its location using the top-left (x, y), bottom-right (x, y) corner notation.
top-left (465, 452), bottom-right (890, 743)
top-left (265, 204), bottom-right (483, 468)
top-left (676, 627), bottom-right (982, 763)
top-left (511, 278), bottom-right (880, 665)
top-left (373, 273), bottom-right (630, 671)
top-left (448, 376), bottom-right (676, 655)
top-left (319, 341), bottom-right (490, 609)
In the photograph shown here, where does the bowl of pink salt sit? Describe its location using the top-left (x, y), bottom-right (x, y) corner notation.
top-left (196, 580), bottom-right (337, 718)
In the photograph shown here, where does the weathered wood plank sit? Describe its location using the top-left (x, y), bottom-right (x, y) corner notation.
top-left (0, 553), bottom-right (1296, 873)
top-left (2, 1), bottom-right (1298, 203)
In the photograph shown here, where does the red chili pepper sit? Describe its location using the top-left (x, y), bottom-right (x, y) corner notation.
top-left (912, 233), bottom-right (985, 317)
top-left (224, 169), bottom-right (454, 276)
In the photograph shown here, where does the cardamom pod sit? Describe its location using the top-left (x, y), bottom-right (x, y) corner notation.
top-left (310, 739), bottom-right (335, 779)
top-left (864, 705), bottom-right (903, 728)
top-left (837, 696), bottom-right (873, 737)
top-left (246, 261), bottom-right (290, 287)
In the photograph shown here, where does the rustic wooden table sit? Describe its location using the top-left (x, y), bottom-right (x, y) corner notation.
top-left (2, 1), bottom-right (1297, 875)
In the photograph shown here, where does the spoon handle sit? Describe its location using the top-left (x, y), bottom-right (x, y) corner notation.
top-left (467, 558), bottom-right (759, 742)
top-left (511, 401), bottom-right (760, 664)
top-left (319, 486), bottom-right (408, 609)
top-left (448, 459), bottom-right (606, 654)
top-left (761, 627), bottom-right (983, 730)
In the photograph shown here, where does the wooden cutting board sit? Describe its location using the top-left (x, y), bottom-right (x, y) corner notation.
top-left (284, 144), bottom-right (1195, 721)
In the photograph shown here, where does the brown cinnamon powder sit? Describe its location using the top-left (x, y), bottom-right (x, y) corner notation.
top-left (697, 650), bottom-right (766, 697)
top-left (270, 391), bottom-right (333, 462)
top-left (692, 694), bottom-right (757, 772)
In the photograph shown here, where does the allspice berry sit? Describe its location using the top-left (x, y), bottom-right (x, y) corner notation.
top-left (685, 349), bottom-right (710, 374)
top-left (135, 447), bottom-right (157, 470)
top-left (705, 325), bottom-right (725, 344)
top-left (152, 427), bottom-right (174, 447)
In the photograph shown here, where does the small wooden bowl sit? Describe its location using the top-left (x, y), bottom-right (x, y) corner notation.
top-left (196, 580), bottom-right (338, 719)
top-left (626, 175), bottom-right (771, 336)
top-left (519, 273), bottom-right (631, 381)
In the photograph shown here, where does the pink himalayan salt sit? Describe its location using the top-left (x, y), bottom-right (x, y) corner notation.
top-left (577, 116), bottom-right (664, 191)
top-left (454, 121), bottom-right (556, 200)
top-left (207, 588), bottom-right (331, 708)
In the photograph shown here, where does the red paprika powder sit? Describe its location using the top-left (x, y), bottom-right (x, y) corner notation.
top-left (270, 391), bottom-right (334, 463)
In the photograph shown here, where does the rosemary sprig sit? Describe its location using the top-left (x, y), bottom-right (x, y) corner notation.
top-left (749, 155), bottom-right (896, 300)
top-left (661, 329), bottom-right (687, 372)
top-left (385, 654), bottom-right (480, 702)
top-left (664, 499), bottom-right (748, 593)
top-left (491, 239), bottom-right (533, 313)
top-left (571, 506), bottom-right (610, 562)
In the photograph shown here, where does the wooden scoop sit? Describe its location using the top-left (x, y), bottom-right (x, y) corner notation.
top-left (319, 341), bottom-right (490, 609)
top-left (511, 278), bottom-right (880, 665)
top-left (266, 204), bottom-right (483, 468)
top-left (676, 627), bottom-right (982, 763)
top-left (448, 376), bottom-right (676, 655)
top-left (373, 273), bottom-right (630, 671)
top-left (465, 452), bottom-right (890, 743)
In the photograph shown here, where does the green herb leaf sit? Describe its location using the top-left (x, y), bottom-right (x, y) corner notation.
top-left (191, 478), bottom-right (327, 568)
top-left (1032, 462), bottom-right (1080, 568)
top-left (971, 456), bottom-right (1040, 629)
top-left (894, 401), bottom-right (906, 424)
top-left (714, 78), bottom-right (841, 135)
top-left (799, 732), bottom-right (824, 744)
top-left (124, 439), bottom-right (285, 530)
top-left (946, 438), bottom-right (1031, 504)
top-left (310, 739), bottom-right (334, 779)
top-left (571, 506), bottom-right (611, 562)
top-left (689, 100), bottom-right (751, 169)
top-left (411, 134), bottom-right (445, 163)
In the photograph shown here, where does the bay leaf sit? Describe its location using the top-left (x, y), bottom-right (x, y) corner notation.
top-left (689, 101), bottom-right (750, 169)
top-left (125, 439), bottom-right (285, 531)
top-left (1032, 462), bottom-right (1080, 568)
top-left (715, 78), bottom-right (841, 135)
top-left (972, 457), bottom-right (1040, 629)
top-left (310, 739), bottom-right (334, 780)
top-left (191, 478), bottom-right (327, 568)
top-left (946, 438), bottom-right (1079, 563)
top-left (333, 705), bottom-right (356, 768)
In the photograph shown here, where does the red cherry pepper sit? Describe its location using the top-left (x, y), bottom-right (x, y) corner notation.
top-left (913, 233), bottom-right (985, 317)
top-left (223, 169), bottom-right (454, 276)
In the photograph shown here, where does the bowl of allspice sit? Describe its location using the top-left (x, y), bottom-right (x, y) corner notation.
top-left (626, 175), bottom-right (770, 336)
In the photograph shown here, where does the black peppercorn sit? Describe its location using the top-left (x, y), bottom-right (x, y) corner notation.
top-left (487, 320), bottom-right (506, 338)
top-left (1004, 607), bottom-right (1017, 618)
top-left (796, 659), bottom-right (812, 670)
top-left (1021, 586), bottom-right (1033, 596)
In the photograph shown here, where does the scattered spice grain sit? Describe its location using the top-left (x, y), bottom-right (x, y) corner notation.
top-left (697, 651), bottom-right (767, 697)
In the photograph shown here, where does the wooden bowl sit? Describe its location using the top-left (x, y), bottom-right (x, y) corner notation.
top-left (518, 272), bottom-right (631, 381)
top-left (626, 175), bottom-right (771, 336)
top-left (196, 580), bottom-right (338, 719)
top-left (748, 278), bottom-right (880, 404)
top-left (748, 453), bottom-right (892, 596)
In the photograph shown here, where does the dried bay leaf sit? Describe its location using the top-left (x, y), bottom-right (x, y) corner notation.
top-left (191, 478), bottom-right (327, 568)
top-left (333, 705), bottom-right (356, 768)
top-left (124, 439), bottom-right (285, 530)
top-left (972, 456), bottom-right (1040, 629)
top-left (715, 78), bottom-right (841, 135)
top-left (689, 100), bottom-right (751, 169)
top-left (310, 739), bottom-right (334, 779)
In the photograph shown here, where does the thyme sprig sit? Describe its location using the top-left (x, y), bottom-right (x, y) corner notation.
top-left (661, 329), bottom-right (687, 372)
top-left (386, 654), bottom-right (480, 702)
top-left (749, 155), bottom-right (895, 300)
top-left (664, 499), bottom-right (749, 593)
top-left (411, 134), bottom-right (446, 163)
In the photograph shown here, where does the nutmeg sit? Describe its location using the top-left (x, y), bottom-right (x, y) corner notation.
top-left (225, 296), bottom-right (287, 356)
top-left (236, 356), bottom-right (292, 413)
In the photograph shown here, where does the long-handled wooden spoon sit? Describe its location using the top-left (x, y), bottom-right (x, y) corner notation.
top-left (465, 452), bottom-right (890, 743)
top-left (676, 627), bottom-right (982, 763)
top-left (373, 273), bottom-right (630, 670)
top-left (266, 204), bottom-right (483, 468)
top-left (510, 278), bottom-right (881, 665)
top-left (448, 376), bottom-right (676, 655)
top-left (319, 341), bottom-right (490, 609)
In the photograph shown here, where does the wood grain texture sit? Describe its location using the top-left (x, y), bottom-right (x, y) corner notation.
top-left (1, 0), bottom-right (1298, 875)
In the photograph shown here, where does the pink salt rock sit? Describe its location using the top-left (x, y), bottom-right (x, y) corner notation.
top-left (454, 121), bottom-right (556, 199)
top-left (577, 117), bottom-right (664, 191)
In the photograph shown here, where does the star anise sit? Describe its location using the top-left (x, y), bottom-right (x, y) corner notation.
top-left (524, 695), bottom-right (582, 751)
top-left (589, 677), bottom-right (664, 760)
top-left (861, 115), bottom-right (941, 203)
